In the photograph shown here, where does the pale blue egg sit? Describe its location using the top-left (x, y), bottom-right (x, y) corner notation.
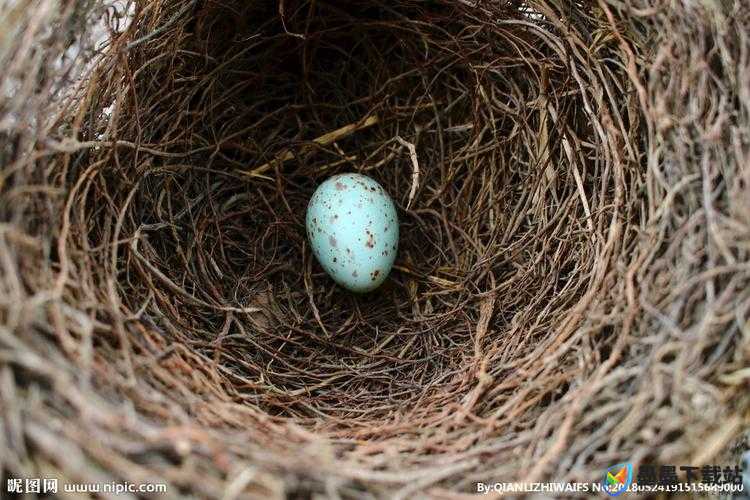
top-left (306, 173), bottom-right (399, 293)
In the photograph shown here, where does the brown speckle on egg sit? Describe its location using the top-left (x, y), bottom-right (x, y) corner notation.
top-left (335, 181), bottom-right (347, 191)
top-left (365, 232), bottom-right (375, 248)
top-left (329, 235), bottom-right (337, 247)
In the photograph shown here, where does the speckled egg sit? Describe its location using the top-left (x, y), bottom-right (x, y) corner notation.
top-left (306, 173), bottom-right (399, 293)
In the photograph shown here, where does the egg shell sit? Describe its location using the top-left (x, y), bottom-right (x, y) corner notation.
top-left (306, 173), bottom-right (399, 293)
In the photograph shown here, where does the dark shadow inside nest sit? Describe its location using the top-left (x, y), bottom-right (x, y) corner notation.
top-left (82, 0), bottom-right (622, 427)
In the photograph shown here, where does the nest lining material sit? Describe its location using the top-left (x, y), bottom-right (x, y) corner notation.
top-left (0, 0), bottom-right (748, 498)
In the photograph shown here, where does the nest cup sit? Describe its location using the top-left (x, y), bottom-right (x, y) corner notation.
top-left (1, 0), bottom-right (748, 498)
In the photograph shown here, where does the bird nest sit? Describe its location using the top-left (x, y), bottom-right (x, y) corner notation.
top-left (1, 0), bottom-right (748, 497)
